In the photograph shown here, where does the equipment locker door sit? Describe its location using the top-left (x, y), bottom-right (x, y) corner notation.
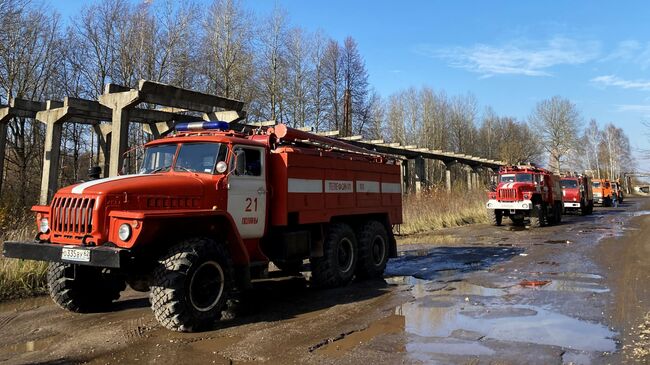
top-left (227, 146), bottom-right (267, 239)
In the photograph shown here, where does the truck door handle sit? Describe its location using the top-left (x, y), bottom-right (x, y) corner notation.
top-left (257, 188), bottom-right (267, 195)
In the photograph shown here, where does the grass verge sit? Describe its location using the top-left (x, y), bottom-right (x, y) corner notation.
top-left (399, 189), bottom-right (488, 236)
top-left (0, 210), bottom-right (48, 301)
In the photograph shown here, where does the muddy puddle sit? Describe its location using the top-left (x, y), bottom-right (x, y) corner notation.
top-left (374, 240), bottom-right (618, 363)
top-left (382, 276), bottom-right (617, 362)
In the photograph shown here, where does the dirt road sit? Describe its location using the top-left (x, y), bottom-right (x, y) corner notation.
top-left (1, 198), bottom-right (649, 364)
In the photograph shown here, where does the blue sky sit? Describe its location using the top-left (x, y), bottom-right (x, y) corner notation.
top-left (54, 0), bottom-right (650, 170)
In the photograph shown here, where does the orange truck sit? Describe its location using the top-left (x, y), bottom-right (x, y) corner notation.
top-left (3, 122), bottom-right (402, 332)
top-left (592, 179), bottom-right (613, 206)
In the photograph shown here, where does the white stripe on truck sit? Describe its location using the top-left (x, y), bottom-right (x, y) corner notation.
top-left (288, 179), bottom-right (401, 194)
top-left (381, 182), bottom-right (402, 193)
top-left (71, 174), bottom-right (143, 194)
top-left (356, 180), bottom-right (380, 193)
top-left (287, 178), bottom-right (323, 193)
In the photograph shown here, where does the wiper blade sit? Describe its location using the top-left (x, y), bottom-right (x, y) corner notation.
top-left (150, 165), bottom-right (171, 174)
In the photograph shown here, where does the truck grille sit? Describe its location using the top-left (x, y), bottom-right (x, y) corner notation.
top-left (498, 188), bottom-right (517, 201)
top-left (51, 196), bottom-right (96, 235)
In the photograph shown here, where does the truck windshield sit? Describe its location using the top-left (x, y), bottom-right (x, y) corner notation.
top-left (561, 180), bottom-right (578, 189)
top-left (176, 143), bottom-right (227, 173)
top-left (140, 144), bottom-right (177, 173)
top-left (593, 181), bottom-right (601, 188)
top-left (499, 174), bottom-right (533, 183)
top-left (140, 143), bottom-right (227, 174)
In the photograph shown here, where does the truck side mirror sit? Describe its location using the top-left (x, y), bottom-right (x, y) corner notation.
top-left (234, 149), bottom-right (246, 176)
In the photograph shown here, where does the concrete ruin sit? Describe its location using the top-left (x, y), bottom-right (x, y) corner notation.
top-left (0, 80), bottom-right (502, 204)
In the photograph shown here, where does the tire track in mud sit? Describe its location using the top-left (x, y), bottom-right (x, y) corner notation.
top-left (121, 317), bottom-right (157, 342)
top-left (0, 313), bottom-right (17, 330)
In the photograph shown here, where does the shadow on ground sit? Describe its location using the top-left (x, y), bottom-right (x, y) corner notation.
top-left (385, 246), bottom-right (524, 281)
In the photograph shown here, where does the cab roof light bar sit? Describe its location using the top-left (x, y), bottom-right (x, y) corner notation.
top-left (174, 121), bottom-right (230, 132)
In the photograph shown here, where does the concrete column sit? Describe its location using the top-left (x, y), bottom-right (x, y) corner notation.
top-left (93, 124), bottom-right (112, 178)
top-left (40, 121), bottom-right (63, 205)
top-left (109, 108), bottom-right (130, 176)
top-left (414, 156), bottom-right (425, 194)
top-left (466, 169), bottom-right (472, 190)
top-left (472, 172), bottom-right (479, 190)
top-left (445, 169), bottom-right (452, 192)
top-left (0, 121), bottom-right (7, 196)
top-left (402, 161), bottom-right (410, 194)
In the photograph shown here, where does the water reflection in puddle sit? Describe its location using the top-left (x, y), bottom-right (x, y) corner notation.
top-left (391, 277), bottom-right (617, 355)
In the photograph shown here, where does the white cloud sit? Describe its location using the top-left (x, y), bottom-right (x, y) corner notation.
top-left (615, 104), bottom-right (650, 113)
top-left (591, 75), bottom-right (650, 91)
top-left (415, 36), bottom-right (601, 77)
top-left (603, 40), bottom-right (650, 69)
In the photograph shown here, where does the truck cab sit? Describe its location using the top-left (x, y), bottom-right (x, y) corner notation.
top-left (486, 165), bottom-right (563, 228)
top-left (592, 179), bottom-right (613, 206)
top-left (560, 175), bottom-right (593, 215)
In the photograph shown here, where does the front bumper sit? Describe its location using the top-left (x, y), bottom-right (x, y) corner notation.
top-left (486, 199), bottom-right (533, 210)
top-left (2, 241), bottom-right (132, 269)
top-left (563, 202), bottom-right (581, 208)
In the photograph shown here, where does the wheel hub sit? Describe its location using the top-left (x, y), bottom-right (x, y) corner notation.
top-left (188, 261), bottom-right (225, 312)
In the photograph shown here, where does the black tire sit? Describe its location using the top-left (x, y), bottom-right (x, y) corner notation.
top-left (587, 203), bottom-right (594, 215)
top-left (555, 202), bottom-right (562, 224)
top-left (310, 223), bottom-right (358, 288)
top-left (529, 204), bottom-right (546, 228)
top-left (355, 221), bottom-right (389, 279)
top-left (47, 262), bottom-right (125, 313)
top-left (510, 216), bottom-right (525, 226)
top-left (488, 209), bottom-right (503, 226)
top-left (580, 202), bottom-right (588, 216)
top-left (273, 260), bottom-right (303, 274)
top-left (150, 237), bottom-right (233, 332)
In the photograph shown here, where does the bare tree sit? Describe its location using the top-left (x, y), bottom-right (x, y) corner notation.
top-left (529, 96), bottom-right (580, 173)
top-left (285, 28), bottom-right (309, 127)
top-left (0, 3), bottom-right (64, 206)
top-left (308, 30), bottom-right (328, 132)
top-left (448, 93), bottom-right (477, 154)
top-left (70, 0), bottom-right (128, 97)
top-left (256, 6), bottom-right (288, 121)
top-left (203, 0), bottom-right (254, 99)
top-left (341, 36), bottom-right (369, 136)
top-left (323, 39), bottom-right (342, 131)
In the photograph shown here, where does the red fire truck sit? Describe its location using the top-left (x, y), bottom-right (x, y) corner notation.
top-left (560, 174), bottom-right (594, 215)
top-left (3, 122), bottom-right (402, 332)
top-left (486, 165), bottom-right (563, 228)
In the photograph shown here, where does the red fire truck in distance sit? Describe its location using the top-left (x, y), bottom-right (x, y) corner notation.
top-left (486, 165), bottom-right (563, 228)
top-left (560, 174), bottom-right (594, 215)
top-left (3, 122), bottom-right (402, 332)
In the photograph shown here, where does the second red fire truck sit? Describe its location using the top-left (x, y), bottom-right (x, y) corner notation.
top-left (486, 165), bottom-right (563, 228)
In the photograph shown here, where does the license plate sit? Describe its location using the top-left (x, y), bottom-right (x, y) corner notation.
top-left (61, 247), bottom-right (91, 262)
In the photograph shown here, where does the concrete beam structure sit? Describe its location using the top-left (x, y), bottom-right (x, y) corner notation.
top-left (37, 95), bottom-right (207, 203)
top-left (99, 80), bottom-right (244, 176)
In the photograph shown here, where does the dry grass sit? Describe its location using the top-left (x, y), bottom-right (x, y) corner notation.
top-left (0, 208), bottom-right (48, 301)
top-left (399, 188), bottom-right (489, 236)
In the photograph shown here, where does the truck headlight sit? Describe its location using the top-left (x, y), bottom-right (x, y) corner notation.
top-left (118, 223), bottom-right (132, 241)
top-left (39, 218), bottom-right (49, 233)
